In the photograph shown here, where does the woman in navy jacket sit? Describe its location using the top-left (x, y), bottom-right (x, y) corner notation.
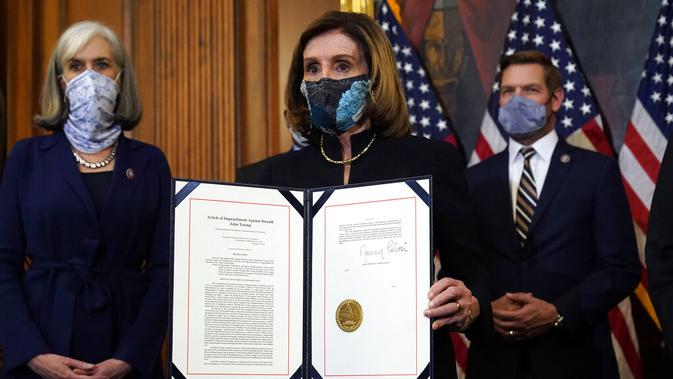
top-left (0, 21), bottom-right (170, 378)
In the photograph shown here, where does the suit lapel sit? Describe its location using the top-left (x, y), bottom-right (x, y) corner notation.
top-left (51, 133), bottom-right (100, 227)
top-left (101, 135), bottom-right (141, 235)
top-left (492, 152), bottom-right (523, 259)
top-left (528, 139), bottom-right (574, 233)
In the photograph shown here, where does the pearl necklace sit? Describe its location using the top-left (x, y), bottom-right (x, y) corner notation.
top-left (320, 133), bottom-right (376, 165)
top-left (72, 141), bottom-right (119, 169)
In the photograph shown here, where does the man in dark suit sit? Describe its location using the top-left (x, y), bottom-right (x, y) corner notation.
top-left (646, 139), bottom-right (673, 359)
top-left (466, 50), bottom-right (640, 379)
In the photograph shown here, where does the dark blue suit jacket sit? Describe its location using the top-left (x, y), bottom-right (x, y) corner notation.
top-left (466, 139), bottom-right (639, 379)
top-left (0, 132), bottom-right (170, 378)
top-left (646, 139), bottom-right (673, 358)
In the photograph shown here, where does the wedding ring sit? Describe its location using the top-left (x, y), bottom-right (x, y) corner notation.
top-left (455, 302), bottom-right (462, 312)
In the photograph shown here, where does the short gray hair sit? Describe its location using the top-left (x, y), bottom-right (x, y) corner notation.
top-left (34, 20), bottom-right (142, 130)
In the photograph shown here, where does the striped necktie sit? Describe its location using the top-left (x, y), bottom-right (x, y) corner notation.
top-left (515, 147), bottom-right (537, 246)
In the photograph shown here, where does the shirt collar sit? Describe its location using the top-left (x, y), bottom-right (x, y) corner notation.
top-left (508, 129), bottom-right (559, 165)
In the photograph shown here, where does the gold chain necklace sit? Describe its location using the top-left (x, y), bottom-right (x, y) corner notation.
top-left (320, 132), bottom-right (376, 165)
top-left (72, 141), bottom-right (119, 169)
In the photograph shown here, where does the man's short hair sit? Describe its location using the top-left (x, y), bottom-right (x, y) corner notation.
top-left (498, 50), bottom-right (562, 95)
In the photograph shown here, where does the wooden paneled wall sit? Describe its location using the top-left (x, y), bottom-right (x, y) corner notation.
top-left (0, 0), bottom-right (6, 176)
top-left (237, 0), bottom-right (280, 166)
top-left (5, 1), bottom-right (43, 147)
top-left (135, 0), bottom-right (237, 180)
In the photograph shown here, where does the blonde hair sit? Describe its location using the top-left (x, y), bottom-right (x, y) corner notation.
top-left (34, 21), bottom-right (142, 130)
top-left (285, 11), bottom-right (410, 143)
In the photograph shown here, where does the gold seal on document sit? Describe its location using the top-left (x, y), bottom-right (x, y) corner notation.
top-left (336, 299), bottom-right (363, 332)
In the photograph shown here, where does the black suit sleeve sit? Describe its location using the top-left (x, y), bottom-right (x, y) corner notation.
top-left (646, 141), bottom-right (673, 357)
top-left (236, 157), bottom-right (273, 185)
top-left (432, 144), bottom-right (493, 340)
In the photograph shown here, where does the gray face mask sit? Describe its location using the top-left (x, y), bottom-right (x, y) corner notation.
top-left (497, 95), bottom-right (551, 139)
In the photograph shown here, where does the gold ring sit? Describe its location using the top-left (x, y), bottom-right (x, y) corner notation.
top-left (508, 330), bottom-right (514, 336)
top-left (467, 306), bottom-right (473, 322)
top-left (455, 302), bottom-right (462, 312)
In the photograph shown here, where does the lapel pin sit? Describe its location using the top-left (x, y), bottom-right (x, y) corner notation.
top-left (560, 154), bottom-right (571, 163)
top-left (126, 168), bottom-right (135, 179)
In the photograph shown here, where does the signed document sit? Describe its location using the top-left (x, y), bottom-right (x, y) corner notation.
top-left (171, 178), bottom-right (431, 379)
top-left (310, 181), bottom-right (431, 378)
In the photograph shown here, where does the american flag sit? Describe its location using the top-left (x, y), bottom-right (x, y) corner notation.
top-left (470, 0), bottom-right (612, 165)
top-left (377, 0), bottom-right (459, 148)
top-left (471, 1), bottom-right (642, 379)
top-left (376, 0), bottom-right (467, 376)
top-left (619, 0), bottom-right (673, 373)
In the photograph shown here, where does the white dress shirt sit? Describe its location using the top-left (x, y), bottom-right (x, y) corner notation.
top-left (508, 130), bottom-right (559, 221)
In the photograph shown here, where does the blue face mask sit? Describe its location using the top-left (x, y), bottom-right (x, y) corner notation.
top-left (300, 74), bottom-right (370, 135)
top-left (62, 69), bottom-right (122, 153)
top-left (497, 95), bottom-right (551, 138)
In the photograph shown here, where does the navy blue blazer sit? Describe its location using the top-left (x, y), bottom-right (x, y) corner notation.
top-left (0, 132), bottom-right (170, 378)
top-left (465, 139), bottom-right (639, 379)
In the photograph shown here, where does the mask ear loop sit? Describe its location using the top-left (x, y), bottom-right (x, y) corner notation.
top-left (542, 92), bottom-right (558, 127)
top-left (114, 69), bottom-right (123, 83)
top-left (543, 95), bottom-right (552, 120)
top-left (59, 74), bottom-right (70, 87)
